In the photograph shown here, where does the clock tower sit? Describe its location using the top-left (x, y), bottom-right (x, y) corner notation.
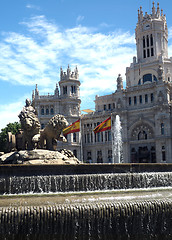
top-left (135, 2), bottom-right (168, 63)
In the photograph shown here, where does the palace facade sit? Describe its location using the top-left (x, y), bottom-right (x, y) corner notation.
top-left (32, 3), bottom-right (172, 163)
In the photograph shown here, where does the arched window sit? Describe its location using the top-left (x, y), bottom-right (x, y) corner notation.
top-left (138, 131), bottom-right (147, 140)
top-left (50, 107), bottom-right (54, 115)
top-left (41, 108), bottom-right (44, 115)
top-left (46, 108), bottom-right (49, 115)
top-left (143, 74), bottom-right (152, 83)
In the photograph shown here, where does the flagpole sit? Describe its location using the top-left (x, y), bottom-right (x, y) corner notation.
top-left (80, 115), bottom-right (83, 163)
top-left (111, 113), bottom-right (114, 164)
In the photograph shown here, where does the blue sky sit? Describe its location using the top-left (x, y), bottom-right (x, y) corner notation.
top-left (0, 0), bottom-right (172, 130)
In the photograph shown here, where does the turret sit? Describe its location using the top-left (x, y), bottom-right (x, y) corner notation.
top-left (59, 65), bottom-right (80, 98)
top-left (135, 2), bottom-right (168, 63)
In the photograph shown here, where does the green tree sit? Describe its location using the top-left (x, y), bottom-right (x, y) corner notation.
top-left (0, 122), bottom-right (21, 152)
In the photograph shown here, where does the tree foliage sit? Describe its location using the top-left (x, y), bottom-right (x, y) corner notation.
top-left (0, 122), bottom-right (21, 152)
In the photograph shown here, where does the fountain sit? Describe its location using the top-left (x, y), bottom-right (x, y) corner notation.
top-left (0, 164), bottom-right (172, 239)
top-left (1, 101), bottom-right (172, 239)
top-left (112, 115), bottom-right (123, 163)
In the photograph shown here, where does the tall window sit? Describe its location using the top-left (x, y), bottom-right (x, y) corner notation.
top-left (101, 132), bottom-right (103, 142)
top-left (143, 34), bottom-right (154, 58)
top-left (134, 96), bottom-right (137, 105)
top-left (145, 94), bottom-right (148, 103)
top-left (73, 133), bottom-right (76, 142)
top-left (87, 133), bottom-right (90, 143)
top-left (139, 95), bottom-right (142, 104)
top-left (150, 34), bottom-right (153, 46)
top-left (71, 85), bottom-right (76, 94)
top-left (50, 107), bottom-right (54, 115)
top-left (161, 123), bottom-right (164, 135)
top-left (143, 36), bottom-right (146, 48)
top-left (162, 146), bottom-right (166, 162)
top-left (146, 35), bottom-right (149, 47)
top-left (46, 108), bottom-right (49, 115)
top-left (129, 97), bottom-right (131, 105)
top-left (63, 86), bottom-right (67, 94)
top-left (105, 131), bottom-right (108, 142)
top-left (151, 93), bottom-right (154, 102)
top-left (97, 132), bottom-right (100, 142)
top-left (108, 131), bottom-right (111, 141)
top-left (41, 107), bottom-right (44, 115)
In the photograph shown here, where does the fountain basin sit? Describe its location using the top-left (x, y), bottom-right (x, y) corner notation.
top-left (1, 163), bottom-right (172, 239)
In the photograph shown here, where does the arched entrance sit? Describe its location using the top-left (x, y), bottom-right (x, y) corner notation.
top-left (130, 122), bottom-right (156, 163)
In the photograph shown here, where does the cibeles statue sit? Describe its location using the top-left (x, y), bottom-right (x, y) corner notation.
top-left (18, 99), bottom-right (68, 151)
top-left (2, 99), bottom-right (79, 164)
top-left (18, 98), bottom-right (40, 150)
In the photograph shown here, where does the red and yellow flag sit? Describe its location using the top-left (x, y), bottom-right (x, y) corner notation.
top-left (93, 117), bottom-right (111, 134)
top-left (63, 119), bottom-right (80, 136)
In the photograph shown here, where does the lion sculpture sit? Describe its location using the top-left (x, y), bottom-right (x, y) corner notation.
top-left (18, 99), bottom-right (40, 150)
top-left (40, 114), bottom-right (68, 150)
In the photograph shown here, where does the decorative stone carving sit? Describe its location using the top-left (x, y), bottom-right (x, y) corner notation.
top-left (158, 65), bottom-right (164, 81)
top-left (18, 98), bottom-right (40, 150)
top-left (131, 123), bottom-right (154, 141)
top-left (40, 114), bottom-right (68, 150)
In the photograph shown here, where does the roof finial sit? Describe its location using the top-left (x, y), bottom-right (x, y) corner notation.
top-left (140, 6), bottom-right (143, 20)
top-left (152, 1), bottom-right (156, 16)
top-left (157, 2), bottom-right (160, 17)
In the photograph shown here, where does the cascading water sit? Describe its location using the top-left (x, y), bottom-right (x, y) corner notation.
top-left (112, 115), bottom-right (123, 163)
top-left (1, 164), bottom-right (172, 239)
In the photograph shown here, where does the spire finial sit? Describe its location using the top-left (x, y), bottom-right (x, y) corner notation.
top-left (157, 2), bottom-right (160, 17)
top-left (152, 1), bottom-right (156, 16)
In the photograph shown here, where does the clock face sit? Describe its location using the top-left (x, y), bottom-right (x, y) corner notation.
top-left (144, 24), bottom-right (150, 30)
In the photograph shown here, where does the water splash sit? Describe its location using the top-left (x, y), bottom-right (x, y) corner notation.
top-left (112, 115), bottom-right (123, 163)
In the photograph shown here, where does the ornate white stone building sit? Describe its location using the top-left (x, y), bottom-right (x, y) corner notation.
top-left (82, 2), bottom-right (172, 163)
top-left (33, 3), bottom-right (172, 163)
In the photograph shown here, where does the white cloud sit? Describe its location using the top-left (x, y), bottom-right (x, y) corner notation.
top-left (76, 15), bottom-right (85, 25)
top-left (26, 4), bottom-right (41, 10)
top-left (0, 15), bottom-right (136, 129)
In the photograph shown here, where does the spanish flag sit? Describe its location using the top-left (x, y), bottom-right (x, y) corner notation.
top-left (63, 119), bottom-right (80, 136)
top-left (93, 117), bottom-right (111, 134)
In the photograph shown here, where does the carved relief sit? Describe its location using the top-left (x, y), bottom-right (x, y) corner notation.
top-left (131, 123), bottom-right (154, 141)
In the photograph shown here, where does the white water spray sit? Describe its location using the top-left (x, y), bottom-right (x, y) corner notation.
top-left (112, 115), bottom-right (123, 163)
